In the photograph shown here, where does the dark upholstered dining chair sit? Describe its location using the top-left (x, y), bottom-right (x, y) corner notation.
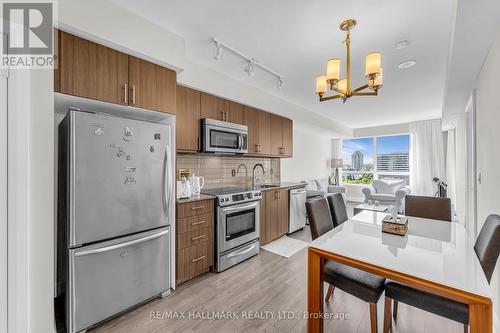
top-left (306, 198), bottom-right (386, 333)
top-left (383, 214), bottom-right (500, 333)
top-left (405, 195), bottom-right (452, 221)
top-left (327, 193), bottom-right (349, 227)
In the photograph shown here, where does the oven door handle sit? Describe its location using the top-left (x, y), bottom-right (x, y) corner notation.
top-left (221, 201), bottom-right (259, 213)
top-left (227, 243), bottom-right (257, 258)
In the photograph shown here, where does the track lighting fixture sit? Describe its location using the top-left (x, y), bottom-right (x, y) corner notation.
top-left (212, 38), bottom-right (283, 90)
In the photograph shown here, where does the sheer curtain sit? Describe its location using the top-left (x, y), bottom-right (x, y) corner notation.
top-left (446, 129), bottom-right (457, 209)
top-left (409, 119), bottom-right (445, 196)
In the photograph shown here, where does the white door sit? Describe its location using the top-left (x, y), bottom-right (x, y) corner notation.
top-left (465, 93), bottom-right (477, 237)
top-left (475, 34), bottom-right (500, 233)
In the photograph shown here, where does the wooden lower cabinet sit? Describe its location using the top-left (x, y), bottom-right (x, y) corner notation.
top-left (261, 189), bottom-right (289, 245)
top-left (176, 199), bottom-right (214, 285)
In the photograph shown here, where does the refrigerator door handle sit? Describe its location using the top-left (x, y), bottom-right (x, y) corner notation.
top-left (74, 229), bottom-right (169, 257)
top-left (163, 145), bottom-right (172, 218)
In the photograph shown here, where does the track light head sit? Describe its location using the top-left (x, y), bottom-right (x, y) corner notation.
top-left (214, 41), bottom-right (222, 61)
top-left (277, 77), bottom-right (283, 89)
top-left (245, 58), bottom-right (256, 77)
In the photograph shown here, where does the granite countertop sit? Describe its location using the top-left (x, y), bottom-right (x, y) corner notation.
top-left (176, 193), bottom-right (215, 204)
top-left (258, 182), bottom-right (306, 191)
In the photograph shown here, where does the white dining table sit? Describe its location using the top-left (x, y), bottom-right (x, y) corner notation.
top-left (306, 210), bottom-right (492, 333)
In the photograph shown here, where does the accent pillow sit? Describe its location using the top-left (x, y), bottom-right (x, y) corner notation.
top-left (303, 180), bottom-right (318, 191)
top-left (315, 179), bottom-right (329, 192)
top-left (373, 179), bottom-right (405, 195)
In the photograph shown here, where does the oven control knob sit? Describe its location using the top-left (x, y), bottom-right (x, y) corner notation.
top-left (225, 198), bottom-right (230, 202)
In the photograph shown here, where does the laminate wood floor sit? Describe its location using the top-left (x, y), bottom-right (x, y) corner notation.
top-left (90, 225), bottom-right (463, 333)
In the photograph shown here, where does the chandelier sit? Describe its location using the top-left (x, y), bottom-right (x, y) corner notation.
top-left (315, 19), bottom-right (383, 103)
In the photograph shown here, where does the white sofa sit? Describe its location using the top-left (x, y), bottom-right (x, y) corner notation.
top-left (362, 179), bottom-right (410, 210)
top-left (302, 179), bottom-right (346, 202)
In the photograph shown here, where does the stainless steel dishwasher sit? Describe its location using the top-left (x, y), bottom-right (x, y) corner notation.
top-left (288, 187), bottom-right (306, 233)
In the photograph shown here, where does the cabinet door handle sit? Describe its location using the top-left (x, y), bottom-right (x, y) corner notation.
top-left (130, 85), bottom-right (136, 105)
top-left (123, 83), bottom-right (128, 104)
top-left (191, 220), bottom-right (206, 226)
top-left (191, 205), bottom-right (206, 210)
top-left (191, 235), bottom-right (206, 241)
top-left (192, 255), bottom-right (206, 262)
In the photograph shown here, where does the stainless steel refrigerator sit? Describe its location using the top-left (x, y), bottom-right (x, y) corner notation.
top-left (57, 109), bottom-right (174, 333)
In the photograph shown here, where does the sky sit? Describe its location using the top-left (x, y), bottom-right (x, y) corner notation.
top-left (342, 135), bottom-right (409, 165)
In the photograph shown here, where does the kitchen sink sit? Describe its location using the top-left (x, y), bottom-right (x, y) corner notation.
top-left (258, 184), bottom-right (281, 189)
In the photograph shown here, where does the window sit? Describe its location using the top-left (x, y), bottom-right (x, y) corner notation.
top-left (342, 134), bottom-right (410, 185)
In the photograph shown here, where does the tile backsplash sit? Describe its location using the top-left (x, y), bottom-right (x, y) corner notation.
top-left (177, 154), bottom-right (280, 189)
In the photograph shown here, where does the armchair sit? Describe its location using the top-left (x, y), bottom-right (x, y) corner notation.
top-left (362, 179), bottom-right (410, 211)
top-left (302, 179), bottom-right (346, 202)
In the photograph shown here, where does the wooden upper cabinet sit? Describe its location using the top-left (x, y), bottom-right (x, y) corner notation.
top-left (176, 85), bottom-right (201, 151)
top-left (129, 56), bottom-right (177, 114)
top-left (269, 114), bottom-right (293, 157)
top-left (282, 117), bottom-right (293, 157)
top-left (200, 92), bottom-right (243, 124)
top-left (200, 93), bottom-right (225, 121)
top-left (56, 30), bottom-right (98, 101)
top-left (244, 106), bottom-right (258, 154)
top-left (55, 30), bottom-right (176, 114)
top-left (128, 56), bottom-right (157, 111)
top-left (56, 30), bottom-right (128, 105)
top-left (155, 65), bottom-right (177, 114)
top-left (244, 106), bottom-right (270, 155)
top-left (270, 114), bottom-right (284, 156)
top-left (225, 100), bottom-right (244, 124)
top-left (95, 44), bottom-right (129, 105)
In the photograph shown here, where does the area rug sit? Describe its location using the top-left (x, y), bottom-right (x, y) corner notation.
top-left (260, 236), bottom-right (309, 258)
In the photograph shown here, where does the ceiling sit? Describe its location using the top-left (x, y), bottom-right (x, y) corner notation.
top-left (109, 0), bottom-right (455, 129)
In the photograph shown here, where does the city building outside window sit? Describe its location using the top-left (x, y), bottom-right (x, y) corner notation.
top-left (342, 134), bottom-right (410, 185)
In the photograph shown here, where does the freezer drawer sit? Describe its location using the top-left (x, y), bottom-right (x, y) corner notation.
top-left (67, 227), bottom-right (170, 333)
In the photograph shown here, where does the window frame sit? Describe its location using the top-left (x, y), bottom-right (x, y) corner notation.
top-left (342, 133), bottom-right (410, 185)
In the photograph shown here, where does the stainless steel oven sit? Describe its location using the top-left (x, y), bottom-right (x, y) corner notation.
top-left (202, 187), bottom-right (261, 272)
top-left (218, 200), bottom-right (259, 253)
top-left (202, 118), bottom-right (248, 154)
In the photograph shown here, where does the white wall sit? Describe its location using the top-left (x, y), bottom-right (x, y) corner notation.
top-left (7, 67), bottom-right (55, 333)
top-left (280, 121), bottom-right (333, 182)
top-left (353, 122), bottom-right (409, 138)
top-left (475, 30), bottom-right (500, 328)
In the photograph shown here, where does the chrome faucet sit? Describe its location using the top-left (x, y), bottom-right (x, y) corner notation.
top-left (252, 163), bottom-right (265, 188)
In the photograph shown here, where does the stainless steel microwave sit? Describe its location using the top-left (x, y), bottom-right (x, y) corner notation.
top-left (202, 118), bottom-right (248, 154)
